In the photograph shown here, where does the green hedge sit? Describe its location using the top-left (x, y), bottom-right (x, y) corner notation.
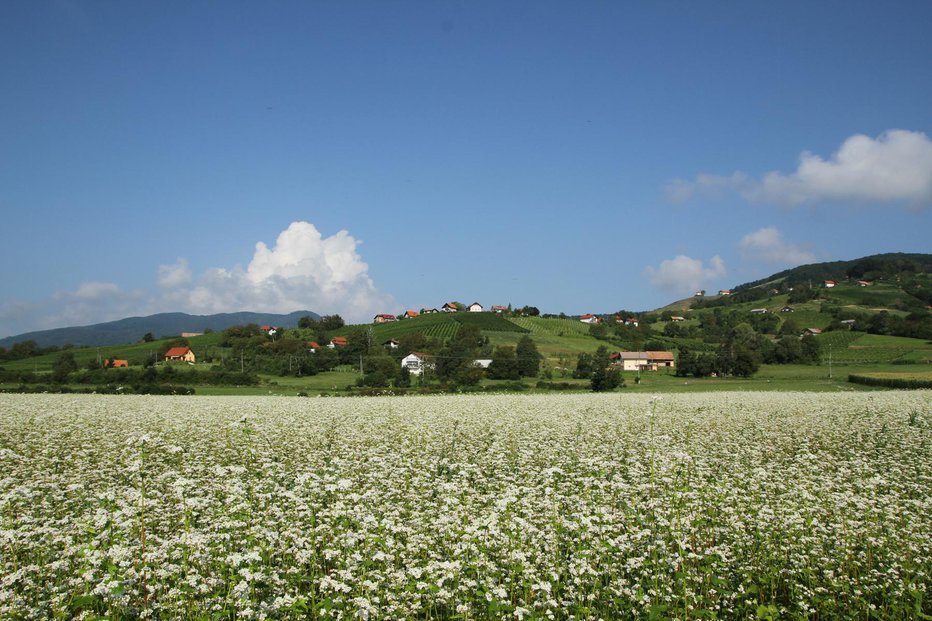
top-left (848, 374), bottom-right (932, 389)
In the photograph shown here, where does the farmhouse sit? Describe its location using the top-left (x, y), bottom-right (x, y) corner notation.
top-left (491, 305), bottom-right (508, 313)
top-left (610, 351), bottom-right (676, 371)
top-left (468, 302), bottom-right (484, 312)
top-left (329, 337), bottom-right (348, 348)
top-left (750, 308), bottom-right (768, 314)
top-left (803, 328), bottom-right (822, 336)
top-left (383, 339), bottom-right (400, 349)
top-left (624, 318), bottom-right (639, 327)
top-left (421, 308), bottom-right (439, 314)
top-left (306, 341), bottom-right (321, 352)
top-left (401, 352), bottom-right (433, 376)
top-left (441, 303), bottom-right (459, 312)
top-left (472, 359), bottom-right (493, 369)
top-left (824, 280), bottom-right (836, 288)
top-left (781, 306), bottom-right (795, 313)
top-left (373, 314), bottom-right (397, 323)
top-left (718, 290), bottom-right (732, 296)
top-left (857, 280), bottom-right (873, 287)
top-left (579, 314), bottom-right (600, 324)
top-left (403, 310), bottom-right (418, 318)
top-left (670, 316), bottom-right (686, 322)
top-left (106, 359), bottom-right (129, 368)
top-left (164, 347), bottom-right (196, 363)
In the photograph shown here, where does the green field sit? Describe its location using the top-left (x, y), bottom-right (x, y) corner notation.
top-left (828, 333), bottom-right (932, 364)
top-left (509, 316), bottom-right (591, 337)
top-left (4, 311), bottom-right (931, 395)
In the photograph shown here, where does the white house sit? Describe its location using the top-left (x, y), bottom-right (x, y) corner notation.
top-left (472, 359), bottom-right (493, 369)
top-left (579, 314), bottom-right (600, 324)
top-left (441, 302), bottom-right (459, 312)
top-left (750, 308), bottom-right (768, 314)
top-left (401, 352), bottom-right (433, 376)
top-left (383, 339), bottom-right (399, 349)
top-left (824, 280), bottom-right (836, 288)
top-left (468, 302), bottom-right (484, 312)
top-left (610, 351), bottom-right (676, 372)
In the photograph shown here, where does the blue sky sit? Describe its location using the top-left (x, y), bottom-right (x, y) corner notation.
top-left (2, 2), bottom-right (931, 337)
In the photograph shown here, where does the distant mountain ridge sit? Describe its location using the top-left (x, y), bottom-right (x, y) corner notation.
top-left (0, 310), bottom-right (319, 349)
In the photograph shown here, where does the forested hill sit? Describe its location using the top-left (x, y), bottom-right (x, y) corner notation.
top-left (0, 310), bottom-right (318, 349)
top-left (734, 253), bottom-right (932, 291)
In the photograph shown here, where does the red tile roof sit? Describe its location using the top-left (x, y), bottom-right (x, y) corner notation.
top-left (164, 346), bottom-right (191, 358)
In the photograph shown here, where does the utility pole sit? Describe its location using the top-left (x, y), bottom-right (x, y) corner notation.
top-left (240, 350), bottom-right (244, 374)
top-left (828, 344), bottom-right (833, 379)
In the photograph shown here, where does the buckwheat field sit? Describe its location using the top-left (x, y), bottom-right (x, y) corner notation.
top-left (1, 392), bottom-right (930, 620)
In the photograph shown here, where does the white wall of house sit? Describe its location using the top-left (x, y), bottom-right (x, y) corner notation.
top-left (401, 354), bottom-right (428, 376)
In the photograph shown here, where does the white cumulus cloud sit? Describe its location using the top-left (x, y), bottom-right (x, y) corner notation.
top-left (162, 221), bottom-right (395, 322)
top-left (644, 255), bottom-right (726, 294)
top-left (669, 129), bottom-right (932, 207)
top-left (738, 227), bottom-right (816, 265)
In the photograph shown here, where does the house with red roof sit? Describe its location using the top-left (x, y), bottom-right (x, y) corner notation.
top-left (163, 347), bottom-right (196, 363)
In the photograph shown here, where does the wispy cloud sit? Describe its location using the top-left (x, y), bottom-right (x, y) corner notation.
top-left (644, 255), bottom-right (726, 294)
top-left (669, 129), bottom-right (932, 207)
top-left (738, 227), bottom-right (816, 265)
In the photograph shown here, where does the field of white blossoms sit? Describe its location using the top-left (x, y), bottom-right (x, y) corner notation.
top-left (1, 392), bottom-right (930, 620)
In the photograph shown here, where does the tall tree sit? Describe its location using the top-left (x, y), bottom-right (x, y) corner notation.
top-left (515, 336), bottom-right (541, 377)
top-left (488, 346), bottom-right (519, 380)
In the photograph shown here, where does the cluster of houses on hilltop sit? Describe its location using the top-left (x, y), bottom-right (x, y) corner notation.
top-left (824, 279), bottom-right (873, 288)
top-left (374, 302), bottom-right (512, 323)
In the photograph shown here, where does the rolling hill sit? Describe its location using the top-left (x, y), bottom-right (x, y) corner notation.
top-left (0, 310), bottom-right (319, 349)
